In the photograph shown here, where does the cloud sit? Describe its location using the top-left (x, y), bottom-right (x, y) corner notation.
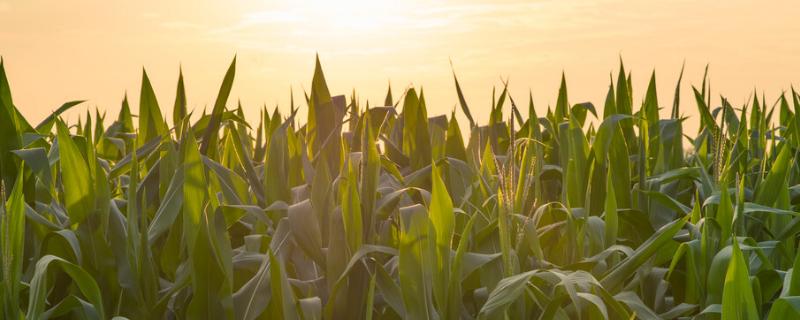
top-left (190, 1), bottom-right (542, 55)
top-left (151, 0), bottom-right (693, 57)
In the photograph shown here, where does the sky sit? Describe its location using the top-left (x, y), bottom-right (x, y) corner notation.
top-left (1, 0), bottom-right (799, 134)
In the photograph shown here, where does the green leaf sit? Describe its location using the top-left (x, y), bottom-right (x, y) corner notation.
top-left (451, 67), bottom-right (475, 128)
top-left (35, 100), bottom-right (86, 134)
top-left (755, 145), bottom-right (791, 206)
top-left (1, 167), bottom-right (24, 319)
top-left (173, 68), bottom-right (187, 135)
top-left (138, 69), bottom-right (168, 148)
top-left (477, 270), bottom-right (538, 319)
top-left (430, 161), bottom-right (455, 251)
top-left (768, 297), bottom-right (800, 320)
top-left (721, 240), bottom-right (759, 319)
top-left (56, 119), bottom-right (94, 225)
top-left (27, 255), bottom-right (105, 319)
top-left (340, 160), bottom-right (363, 252)
top-left (604, 166), bottom-right (618, 248)
top-left (601, 215), bottom-right (687, 292)
top-left (402, 88), bottom-right (432, 171)
top-left (399, 204), bottom-right (437, 319)
top-left (200, 57), bottom-right (236, 155)
top-left (429, 161), bottom-right (455, 314)
top-left (0, 59), bottom-right (21, 189)
top-left (180, 128), bottom-right (206, 251)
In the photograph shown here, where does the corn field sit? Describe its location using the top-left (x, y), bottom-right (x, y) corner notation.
top-left (1, 56), bottom-right (800, 319)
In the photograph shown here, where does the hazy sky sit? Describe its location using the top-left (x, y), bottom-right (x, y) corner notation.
top-left (1, 0), bottom-right (799, 133)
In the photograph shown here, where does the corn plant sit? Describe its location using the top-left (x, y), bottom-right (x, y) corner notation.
top-left (1, 55), bottom-right (800, 319)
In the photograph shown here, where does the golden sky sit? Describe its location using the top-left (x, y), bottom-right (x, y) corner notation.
top-left (1, 0), bottom-right (799, 133)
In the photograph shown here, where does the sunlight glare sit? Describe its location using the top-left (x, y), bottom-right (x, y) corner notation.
top-left (263, 0), bottom-right (412, 36)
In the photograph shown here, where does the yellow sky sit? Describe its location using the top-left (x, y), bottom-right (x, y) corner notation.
top-left (1, 0), bottom-right (799, 133)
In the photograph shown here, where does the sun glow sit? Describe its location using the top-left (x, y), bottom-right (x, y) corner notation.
top-left (248, 0), bottom-right (414, 37)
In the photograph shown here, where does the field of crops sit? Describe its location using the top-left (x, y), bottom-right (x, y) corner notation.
top-left (1, 56), bottom-right (800, 319)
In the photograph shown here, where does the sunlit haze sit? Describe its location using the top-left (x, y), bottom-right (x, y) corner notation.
top-left (1, 0), bottom-right (799, 133)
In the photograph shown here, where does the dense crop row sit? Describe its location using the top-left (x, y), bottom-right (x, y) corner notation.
top-left (1, 57), bottom-right (800, 319)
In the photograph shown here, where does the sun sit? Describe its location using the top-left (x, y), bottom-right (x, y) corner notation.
top-left (254, 0), bottom-right (413, 36)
